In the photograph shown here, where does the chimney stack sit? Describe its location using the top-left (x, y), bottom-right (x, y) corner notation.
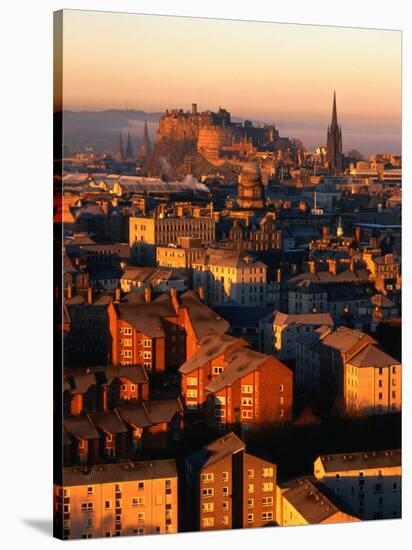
top-left (144, 286), bottom-right (152, 303)
top-left (87, 286), bottom-right (93, 305)
top-left (192, 103), bottom-right (197, 115)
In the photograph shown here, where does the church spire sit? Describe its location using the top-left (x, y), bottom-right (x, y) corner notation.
top-left (326, 91), bottom-right (343, 175)
top-left (125, 129), bottom-right (134, 159)
top-left (117, 131), bottom-right (125, 162)
top-left (331, 90), bottom-right (338, 128)
top-left (139, 120), bottom-right (152, 162)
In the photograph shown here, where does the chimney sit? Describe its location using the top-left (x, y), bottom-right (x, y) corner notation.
top-left (87, 286), bottom-right (93, 305)
top-left (115, 287), bottom-right (121, 302)
top-left (144, 286), bottom-right (152, 303)
top-left (198, 286), bottom-right (205, 301)
top-left (192, 103), bottom-right (197, 115)
top-left (67, 284), bottom-right (73, 299)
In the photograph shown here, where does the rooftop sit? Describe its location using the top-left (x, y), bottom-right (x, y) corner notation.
top-left (62, 459), bottom-right (177, 486)
top-left (317, 449), bottom-right (401, 472)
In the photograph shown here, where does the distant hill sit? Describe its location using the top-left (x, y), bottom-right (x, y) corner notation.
top-left (62, 109), bottom-right (163, 154)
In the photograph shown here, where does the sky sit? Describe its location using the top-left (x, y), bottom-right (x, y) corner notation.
top-left (60, 10), bottom-right (402, 155)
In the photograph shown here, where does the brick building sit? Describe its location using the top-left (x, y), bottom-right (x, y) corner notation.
top-left (184, 432), bottom-right (277, 531)
top-left (179, 330), bottom-right (293, 430)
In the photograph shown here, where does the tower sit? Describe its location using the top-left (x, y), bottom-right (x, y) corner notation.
top-left (125, 129), bottom-right (134, 160)
top-left (326, 91), bottom-right (343, 175)
top-left (238, 161), bottom-right (265, 209)
top-left (116, 131), bottom-right (125, 162)
top-left (139, 120), bottom-right (152, 162)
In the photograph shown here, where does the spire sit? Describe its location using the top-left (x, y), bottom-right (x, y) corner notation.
top-left (331, 90), bottom-right (338, 128)
top-left (139, 120), bottom-right (152, 162)
top-left (125, 129), bottom-right (134, 159)
top-left (117, 131), bottom-right (125, 162)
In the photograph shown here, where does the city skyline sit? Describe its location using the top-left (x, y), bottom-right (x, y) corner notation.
top-left (61, 10), bottom-right (401, 154)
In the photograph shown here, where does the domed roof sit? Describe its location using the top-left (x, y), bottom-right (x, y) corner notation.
top-left (239, 161), bottom-right (262, 186)
top-left (241, 161), bottom-right (261, 177)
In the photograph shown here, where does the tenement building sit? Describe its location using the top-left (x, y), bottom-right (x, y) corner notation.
top-left (129, 215), bottom-right (215, 265)
top-left (192, 248), bottom-right (268, 307)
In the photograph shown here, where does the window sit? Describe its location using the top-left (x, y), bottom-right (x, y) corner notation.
top-left (143, 351), bottom-right (151, 359)
top-left (202, 502), bottom-right (214, 512)
top-left (87, 487), bottom-right (94, 496)
top-left (121, 384), bottom-right (127, 391)
top-left (138, 482), bottom-right (145, 491)
top-left (393, 482), bottom-right (399, 492)
top-left (248, 498), bottom-right (254, 509)
top-left (242, 385), bottom-right (253, 394)
top-left (248, 484), bottom-right (254, 494)
top-left (247, 513), bottom-right (254, 524)
top-left (248, 469), bottom-right (254, 479)
top-left (202, 473), bottom-right (214, 483)
top-left (222, 487), bottom-right (229, 496)
top-left (215, 409), bottom-right (226, 418)
top-left (202, 517), bottom-right (214, 528)
top-left (213, 366), bottom-right (224, 375)
top-left (262, 497), bottom-right (273, 507)
top-left (123, 339), bottom-right (132, 347)
top-left (187, 389), bottom-right (198, 398)
top-left (105, 500), bottom-right (111, 510)
top-left (222, 501), bottom-right (229, 511)
top-left (144, 339), bottom-right (151, 347)
top-left (202, 488), bottom-right (214, 497)
top-left (187, 377), bottom-right (198, 386)
top-left (86, 517), bottom-right (94, 528)
top-left (222, 516), bottom-right (229, 525)
top-left (123, 350), bottom-right (132, 358)
top-left (137, 512), bottom-right (145, 523)
top-left (81, 502), bottom-right (94, 512)
top-left (124, 327), bottom-right (132, 335)
top-left (262, 468), bottom-right (273, 478)
top-left (132, 497), bottom-right (145, 508)
top-left (222, 472), bottom-right (229, 482)
top-left (279, 384), bottom-right (284, 392)
top-left (242, 397), bottom-right (253, 406)
top-left (242, 410), bottom-right (253, 419)
top-left (262, 483), bottom-right (274, 492)
top-left (262, 512), bottom-right (273, 521)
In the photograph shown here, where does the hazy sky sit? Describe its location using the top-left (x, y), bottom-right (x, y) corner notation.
top-left (61, 10), bottom-right (402, 155)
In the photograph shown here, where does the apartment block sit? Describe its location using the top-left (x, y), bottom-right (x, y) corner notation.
top-left (179, 329), bottom-right (293, 429)
top-left (273, 311), bottom-right (334, 360)
top-left (184, 432), bottom-right (277, 531)
top-left (314, 450), bottom-right (401, 520)
top-left (54, 460), bottom-right (178, 539)
top-left (276, 478), bottom-right (360, 526)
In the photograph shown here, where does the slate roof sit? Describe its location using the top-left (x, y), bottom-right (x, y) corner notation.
top-left (348, 344), bottom-right (400, 368)
top-left (63, 459), bottom-right (177, 486)
top-left (317, 449), bottom-right (401, 473)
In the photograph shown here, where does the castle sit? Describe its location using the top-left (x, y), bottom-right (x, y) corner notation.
top-left (157, 103), bottom-right (290, 162)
